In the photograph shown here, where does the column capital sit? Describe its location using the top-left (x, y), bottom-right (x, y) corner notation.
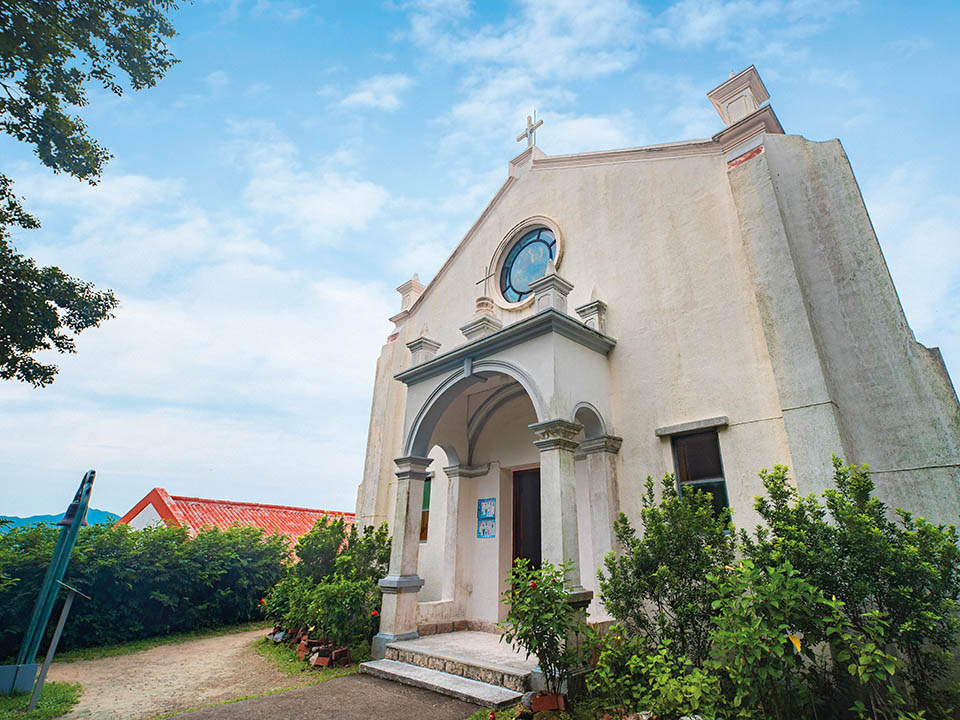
top-left (577, 435), bottom-right (623, 456)
top-left (442, 463), bottom-right (489, 479)
top-left (530, 418), bottom-right (582, 452)
top-left (394, 455), bottom-right (433, 480)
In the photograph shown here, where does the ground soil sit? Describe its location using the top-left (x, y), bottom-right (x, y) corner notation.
top-left (46, 627), bottom-right (323, 719)
top-left (177, 674), bottom-right (477, 720)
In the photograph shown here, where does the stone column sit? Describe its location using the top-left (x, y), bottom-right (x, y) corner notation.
top-left (440, 465), bottom-right (462, 602)
top-left (578, 435), bottom-right (623, 576)
top-left (529, 419), bottom-right (592, 604)
top-left (529, 421), bottom-right (594, 697)
top-left (372, 455), bottom-right (431, 659)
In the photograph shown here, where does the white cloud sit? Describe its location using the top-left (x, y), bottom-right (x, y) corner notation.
top-left (650, 0), bottom-right (857, 49)
top-left (221, 121), bottom-right (391, 243)
top-left (407, 0), bottom-right (645, 80)
top-left (545, 112), bottom-right (642, 154)
top-left (0, 130), bottom-right (399, 517)
top-left (341, 74), bottom-right (413, 111)
top-left (203, 70), bottom-right (230, 92)
top-left (887, 36), bottom-right (932, 57)
top-left (863, 162), bottom-right (960, 376)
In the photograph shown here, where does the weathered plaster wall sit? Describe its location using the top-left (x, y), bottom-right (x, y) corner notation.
top-left (378, 147), bottom-right (794, 533)
top-left (763, 134), bottom-right (960, 523)
top-left (128, 502), bottom-right (162, 530)
top-left (356, 336), bottom-right (408, 526)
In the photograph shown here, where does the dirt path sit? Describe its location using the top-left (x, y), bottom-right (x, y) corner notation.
top-left (178, 674), bottom-right (476, 720)
top-left (47, 627), bottom-right (321, 720)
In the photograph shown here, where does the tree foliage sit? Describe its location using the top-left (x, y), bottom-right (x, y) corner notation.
top-left (0, 520), bottom-right (287, 658)
top-left (0, 0), bottom-right (180, 386)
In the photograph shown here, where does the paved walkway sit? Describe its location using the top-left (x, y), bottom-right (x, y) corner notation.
top-left (177, 674), bottom-right (476, 719)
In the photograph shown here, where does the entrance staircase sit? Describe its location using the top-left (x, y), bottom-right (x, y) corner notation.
top-left (359, 630), bottom-right (537, 709)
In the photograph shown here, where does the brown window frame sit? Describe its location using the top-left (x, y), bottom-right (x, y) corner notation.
top-left (671, 429), bottom-right (730, 518)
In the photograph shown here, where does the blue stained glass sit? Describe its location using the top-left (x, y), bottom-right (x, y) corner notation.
top-left (500, 228), bottom-right (556, 303)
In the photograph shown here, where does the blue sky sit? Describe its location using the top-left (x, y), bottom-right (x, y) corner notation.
top-left (3, 0), bottom-right (958, 517)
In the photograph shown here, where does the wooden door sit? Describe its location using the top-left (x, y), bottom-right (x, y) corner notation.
top-left (512, 469), bottom-right (541, 569)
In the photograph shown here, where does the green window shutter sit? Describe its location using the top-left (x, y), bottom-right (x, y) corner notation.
top-left (422, 478), bottom-right (431, 510)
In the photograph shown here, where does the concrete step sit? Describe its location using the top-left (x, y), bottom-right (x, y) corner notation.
top-left (385, 641), bottom-right (531, 692)
top-left (359, 659), bottom-right (522, 709)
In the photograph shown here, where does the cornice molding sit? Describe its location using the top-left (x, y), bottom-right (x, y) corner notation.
top-left (655, 415), bottom-right (729, 437)
top-left (532, 139), bottom-right (721, 170)
top-left (712, 105), bottom-right (784, 152)
top-left (395, 308), bottom-right (617, 387)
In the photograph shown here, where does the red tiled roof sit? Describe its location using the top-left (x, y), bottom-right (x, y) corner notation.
top-left (116, 488), bottom-right (353, 540)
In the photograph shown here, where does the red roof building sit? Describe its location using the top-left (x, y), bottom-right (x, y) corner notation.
top-left (116, 488), bottom-right (353, 540)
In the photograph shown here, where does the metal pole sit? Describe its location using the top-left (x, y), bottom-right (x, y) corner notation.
top-left (16, 470), bottom-right (94, 666)
top-left (26, 581), bottom-right (89, 713)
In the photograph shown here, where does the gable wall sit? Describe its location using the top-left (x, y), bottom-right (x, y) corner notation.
top-left (360, 146), bottom-right (793, 532)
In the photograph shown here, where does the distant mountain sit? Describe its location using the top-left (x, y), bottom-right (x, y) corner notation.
top-left (1, 509), bottom-right (119, 529)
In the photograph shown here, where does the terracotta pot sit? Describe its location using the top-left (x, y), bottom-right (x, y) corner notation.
top-left (530, 692), bottom-right (565, 712)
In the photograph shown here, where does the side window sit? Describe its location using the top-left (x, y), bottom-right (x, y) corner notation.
top-left (672, 430), bottom-right (729, 518)
top-left (419, 476), bottom-right (431, 542)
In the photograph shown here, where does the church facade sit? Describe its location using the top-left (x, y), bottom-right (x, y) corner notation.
top-left (355, 67), bottom-right (960, 657)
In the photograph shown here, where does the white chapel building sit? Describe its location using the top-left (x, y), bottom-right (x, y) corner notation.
top-left (355, 67), bottom-right (960, 658)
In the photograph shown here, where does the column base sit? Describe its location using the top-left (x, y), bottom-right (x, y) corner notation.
top-left (371, 631), bottom-right (420, 660)
top-left (567, 586), bottom-right (593, 610)
top-left (378, 574), bottom-right (425, 592)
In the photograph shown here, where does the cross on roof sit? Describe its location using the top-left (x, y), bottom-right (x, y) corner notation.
top-left (516, 113), bottom-right (543, 148)
top-left (476, 265), bottom-right (496, 294)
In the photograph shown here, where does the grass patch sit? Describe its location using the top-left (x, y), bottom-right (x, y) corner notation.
top-left (464, 700), bottom-right (598, 720)
top-left (252, 637), bottom-right (358, 680)
top-left (465, 709), bottom-right (515, 720)
top-left (49, 621), bottom-right (268, 663)
top-left (0, 682), bottom-right (81, 719)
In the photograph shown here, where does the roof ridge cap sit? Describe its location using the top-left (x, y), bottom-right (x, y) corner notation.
top-left (167, 495), bottom-right (354, 515)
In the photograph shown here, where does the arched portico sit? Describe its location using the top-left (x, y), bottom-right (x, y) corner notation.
top-left (373, 298), bottom-right (619, 657)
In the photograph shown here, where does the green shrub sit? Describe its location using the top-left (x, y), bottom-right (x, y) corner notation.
top-left (262, 517), bottom-right (390, 650)
top-left (742, 458), bottom-right (960, 714)
top-left (0, 522), bottom-right (287, 659)
top-left (586, 629), bottom-right (721, 720)
top-left (590, 458), bottom-right (960, 720)
top-left (598, 475), bottom-right (735, 665)
top-left (706, 559), bottom-right (828, 719)
top-left (500, 559), bottom-right (584, 696)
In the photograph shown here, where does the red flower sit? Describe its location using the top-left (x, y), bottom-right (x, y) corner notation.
top-left (488, 712), bottom-right (497, 720)
top-left (371, 610), bottom-right (379, 617)
top-left (529, 581), bottom-right (537, 589)
top-left (259, 597), bottom-right (266, 605)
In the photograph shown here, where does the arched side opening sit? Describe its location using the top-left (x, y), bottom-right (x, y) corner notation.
top-left (573, 402), bottom-right (607, 440)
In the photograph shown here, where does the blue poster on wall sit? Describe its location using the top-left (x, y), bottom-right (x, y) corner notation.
top-left (477, 497), bottom-right (496, 538)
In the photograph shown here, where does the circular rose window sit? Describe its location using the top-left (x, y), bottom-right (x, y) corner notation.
top-left (499, 227), bottom-right (557, 303)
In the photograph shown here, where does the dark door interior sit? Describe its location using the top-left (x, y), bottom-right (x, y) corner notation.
top-left (512, 469), bottom-right (541, 569)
